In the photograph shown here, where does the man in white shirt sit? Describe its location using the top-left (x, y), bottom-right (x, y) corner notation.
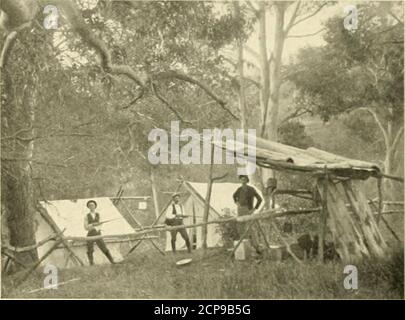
top-left (165, 193), bottom-right (192, 254)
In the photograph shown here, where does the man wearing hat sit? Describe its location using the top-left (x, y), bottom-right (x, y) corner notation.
top-left (232, 175), bottom-right (263, 253)
top-left (165, 193), bottom-right (192, 254)
top-left (84, 200), bottom-right (115, 265)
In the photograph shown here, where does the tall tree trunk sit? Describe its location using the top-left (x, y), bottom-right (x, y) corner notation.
top-left (150, 165), bottom-right (160, 219)
top-left (234, 1), bottom-right (264, 191)
top-left (234, 6), bottom-right (247, 131)
top-left (383, 115), bottom-right (403, 200)
top-left (1, 32), bottom-right (38, 266)
top-left (266, 3), bottom-right (286, 143)
top-left (262, 3), bottom-right (287, 184)
top-left (258, 1), bottom-right (270, 138)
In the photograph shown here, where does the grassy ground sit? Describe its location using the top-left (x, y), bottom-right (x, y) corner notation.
top-left (2, 248), bottom-right (403, 299)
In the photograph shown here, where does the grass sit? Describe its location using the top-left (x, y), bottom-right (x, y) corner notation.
top-left (2, 248), bottom-right (403, 299)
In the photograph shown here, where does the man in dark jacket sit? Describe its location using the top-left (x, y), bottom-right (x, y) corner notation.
top-left (233, 175), bottom-right (263, 253)
top-left (84, 200), bottom-right (115, 265)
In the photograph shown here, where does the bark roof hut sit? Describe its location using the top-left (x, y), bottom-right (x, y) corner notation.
top-left (213, 133), bottom-right (396, 263)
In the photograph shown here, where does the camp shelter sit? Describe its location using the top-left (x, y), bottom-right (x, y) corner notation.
top-left (212, 133), bottom-right (402, 263)
top-left (160, 181), bottom-right (264, 252)
top-left (35, 197), bottom-right (135, 268)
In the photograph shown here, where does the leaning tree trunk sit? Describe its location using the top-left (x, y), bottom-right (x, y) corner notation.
top-left (1, 30), bottom-right (39, 266)
top-left (233, 0), bottom-right (247, 131)
top-left (381, 112), bottom-right (403, 201)
top-left (202, 144), bottom-right (215, 250)
top-left (150, 165), bottom-right (160, 219)
top-left (266, 3), bottom-right (285, 143)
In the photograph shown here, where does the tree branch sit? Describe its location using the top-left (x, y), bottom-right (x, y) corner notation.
top-left (1, 132), bottom-right (94, 141)
top-left (280, 106), bottom-right (311, 125)
top-left (50, 0), bottom-right (146, 87)
top-left (392, 126), bottom-right (404, 150)
top-left (389, 10), bottom-right (404, 25)
top-left (244, 45), bottom-right (261, 60)
top-left (150, 82), bottom-right (190, 124)
top-left (0, 31), bottom-right (18, 70)
top-left (284, 1), bottom-right (301, 35)
top-left (246, 0), bottom-right (260, 16)
top-left (289, 3), bottom-right (328, 29)
top-left (287, 28), bottom-right (326, 39)
top-left (357, 107), bottom-right (389, 149)
top-left (157, 70), bottom-right (239, 121)
top-left (122, 87), bottom-right (145, 109)
top-left (212, 173), bottom-right (228, 182)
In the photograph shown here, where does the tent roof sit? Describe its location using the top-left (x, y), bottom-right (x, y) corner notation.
top-left (39, 197), bottom-right (134, 237)
top-left (184, 181), bottom-right (264, 217)
top-left (213, 133), bottom-right (381, 179)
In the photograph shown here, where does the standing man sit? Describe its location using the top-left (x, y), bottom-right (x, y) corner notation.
top-left (233, 175), bottom-right (263, 253)
top-left (165, 193), bottom-right (192, 254)
top-left (84, 200), bottom-right (115, 265)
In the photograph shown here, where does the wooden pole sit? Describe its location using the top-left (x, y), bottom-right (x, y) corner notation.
top-left (376, 177), bottom-right (383, 224)
top-left (125, 180), bottom-right (184, 256)
top-left (16, 239), bottom-right (64, 287)
top-left (150, 166), bottom-right (160, 219)
top-left (38, 209), bottom-right (84, 266)
top-left (255, 220), bottom-right (271, 251)
top-left (125, 239), bottom-right (144, 257)
top-left (229, 220), bottom-right (255, 260)
top-left (380, 173), bottom-right (404, 183)
top-left (369, 199), bottom-right (401, 243)
top-left (318, 168), bottom-right (328, 263)
top-left (1, 231), bottom-right (63, 253)
top-left (1, 250), bottom-right (28, 270)
top-left (64, 207), bottom-right (322, 242)
top-left (271, 221), bottom-right (303, 265)
top-left (202, 143), bottom-right (215, 250)
top-left (119, 199), bottom-right (163, 255)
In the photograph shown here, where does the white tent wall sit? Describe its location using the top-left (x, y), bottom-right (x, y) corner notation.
top-left (34, 197), bottom-right (135, 268)
top-left (164, 182), bottom-right (264, 252)
top-left (164, 195), bottom-right (222, 251)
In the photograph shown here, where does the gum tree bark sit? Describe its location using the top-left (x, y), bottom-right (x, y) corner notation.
top-left (1, 0), bottom-right (39, 266)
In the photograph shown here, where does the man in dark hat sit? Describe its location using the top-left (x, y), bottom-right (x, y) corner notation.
top-left (165, 193), bottom-right (192, 254)
top-left (232, 175), bottom-right (263, 253)
top-left (84, 200), bottom-right (115, 265)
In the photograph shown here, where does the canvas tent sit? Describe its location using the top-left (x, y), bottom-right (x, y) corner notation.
top-left (160, 181), bottom-right (264, 252)
top-left (35, 197), bottom-right (135, 268)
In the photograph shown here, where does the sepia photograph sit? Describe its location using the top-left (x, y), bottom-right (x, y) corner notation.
top-left (0, 0), bottom-right (404, 301)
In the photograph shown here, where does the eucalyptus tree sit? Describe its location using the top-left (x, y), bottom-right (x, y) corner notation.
top-left (286, 2), bottom-right (404, 197)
